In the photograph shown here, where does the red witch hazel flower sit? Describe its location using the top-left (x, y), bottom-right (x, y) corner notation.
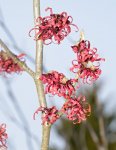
top-left (70, 40), bottom-right (105, 83)
top-left (61, 95), bottom-right (91, 124)
top-left (40, 71), bottom-right (78, 98)
top-left (29, 7), bottom-right (78, 45)
top-left (0, 124), bottom-right (8, 148)
top-left (34, 106), bottom-right (60, 125)
top-left (0, 51), bottom-right (24, 74)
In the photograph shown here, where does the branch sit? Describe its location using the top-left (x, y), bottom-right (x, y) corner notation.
top-left (0, 38), bottom-right (35, 78)
top-left (33, 0), bottom-right (46, 107)
top-left (33, 0), bottom-right (51, 150)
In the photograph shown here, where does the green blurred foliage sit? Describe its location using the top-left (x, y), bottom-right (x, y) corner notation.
top-left (50, 86), bottom-right (116, 150)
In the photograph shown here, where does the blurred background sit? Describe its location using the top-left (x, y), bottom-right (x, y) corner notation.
top-left (0, 0), bottom-right (116, 150)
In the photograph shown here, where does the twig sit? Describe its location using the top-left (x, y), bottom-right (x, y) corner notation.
top-left (33, 0), bottom-right (51, 150)
top-left (33, 0), bottom-right (46, 107)
top-left (0, 6), bottom-right (48, 72)
top-left (0, 38), bottom-right (35, 78)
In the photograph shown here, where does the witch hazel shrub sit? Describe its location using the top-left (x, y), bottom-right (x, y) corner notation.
top-left (31, 8), bottom-right (105, 125)
top-left (0, 4), bottom-right (105, 150)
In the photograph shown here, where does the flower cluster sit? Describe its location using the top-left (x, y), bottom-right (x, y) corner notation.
top-left (31, 8), bottom-right (105, 125)
top-left (29, 7), bottom-right (78, 45)
top-left (0, 124), bottom-right (8, 148)
top-left (70, 40), bottom-right (105, 83)
top-left (40, 71), bottom-right (78, 98)
top-left (34, 39), bottom-right (105, 125)
top-left (34, 106), bottom-right (60, 125)
top-left (61, 96), bottom-right (91, 124)
top-left (0, 51), bottom-right (24, 74)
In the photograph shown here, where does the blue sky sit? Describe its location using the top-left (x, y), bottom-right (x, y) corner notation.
top-left (0, 0), bottom-right (116, 149)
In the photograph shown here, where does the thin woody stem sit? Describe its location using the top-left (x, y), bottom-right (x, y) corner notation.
top-left (0, 38), bottom-right (35, 78)
top-left (33, 0), bottom-right (46, 107)
top-left (33, 0), bottom-right (51, 150)
top-left (41, 125), bottom-right (51, 150)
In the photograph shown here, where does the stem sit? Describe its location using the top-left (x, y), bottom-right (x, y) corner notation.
top-left (41, 125), bottom-right (51, 150)
top-left (33, 0), bottom-right (43, 74)
top-left (33, 0), bottom-right (51, 150)
top-left (33, 0), bottom-right (46, 107)
top-left (0, 38), bottom-right (35, 78)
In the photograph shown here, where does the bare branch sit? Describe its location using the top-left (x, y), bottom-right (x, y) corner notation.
top-left (33, 0), bottom-right (47, 107)
top-left (0, 38), bottom-right (35, 78)
top-left (33, 0), bottom-right (43, 73)
top-left (33, 1), bottom-right (51, 150)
